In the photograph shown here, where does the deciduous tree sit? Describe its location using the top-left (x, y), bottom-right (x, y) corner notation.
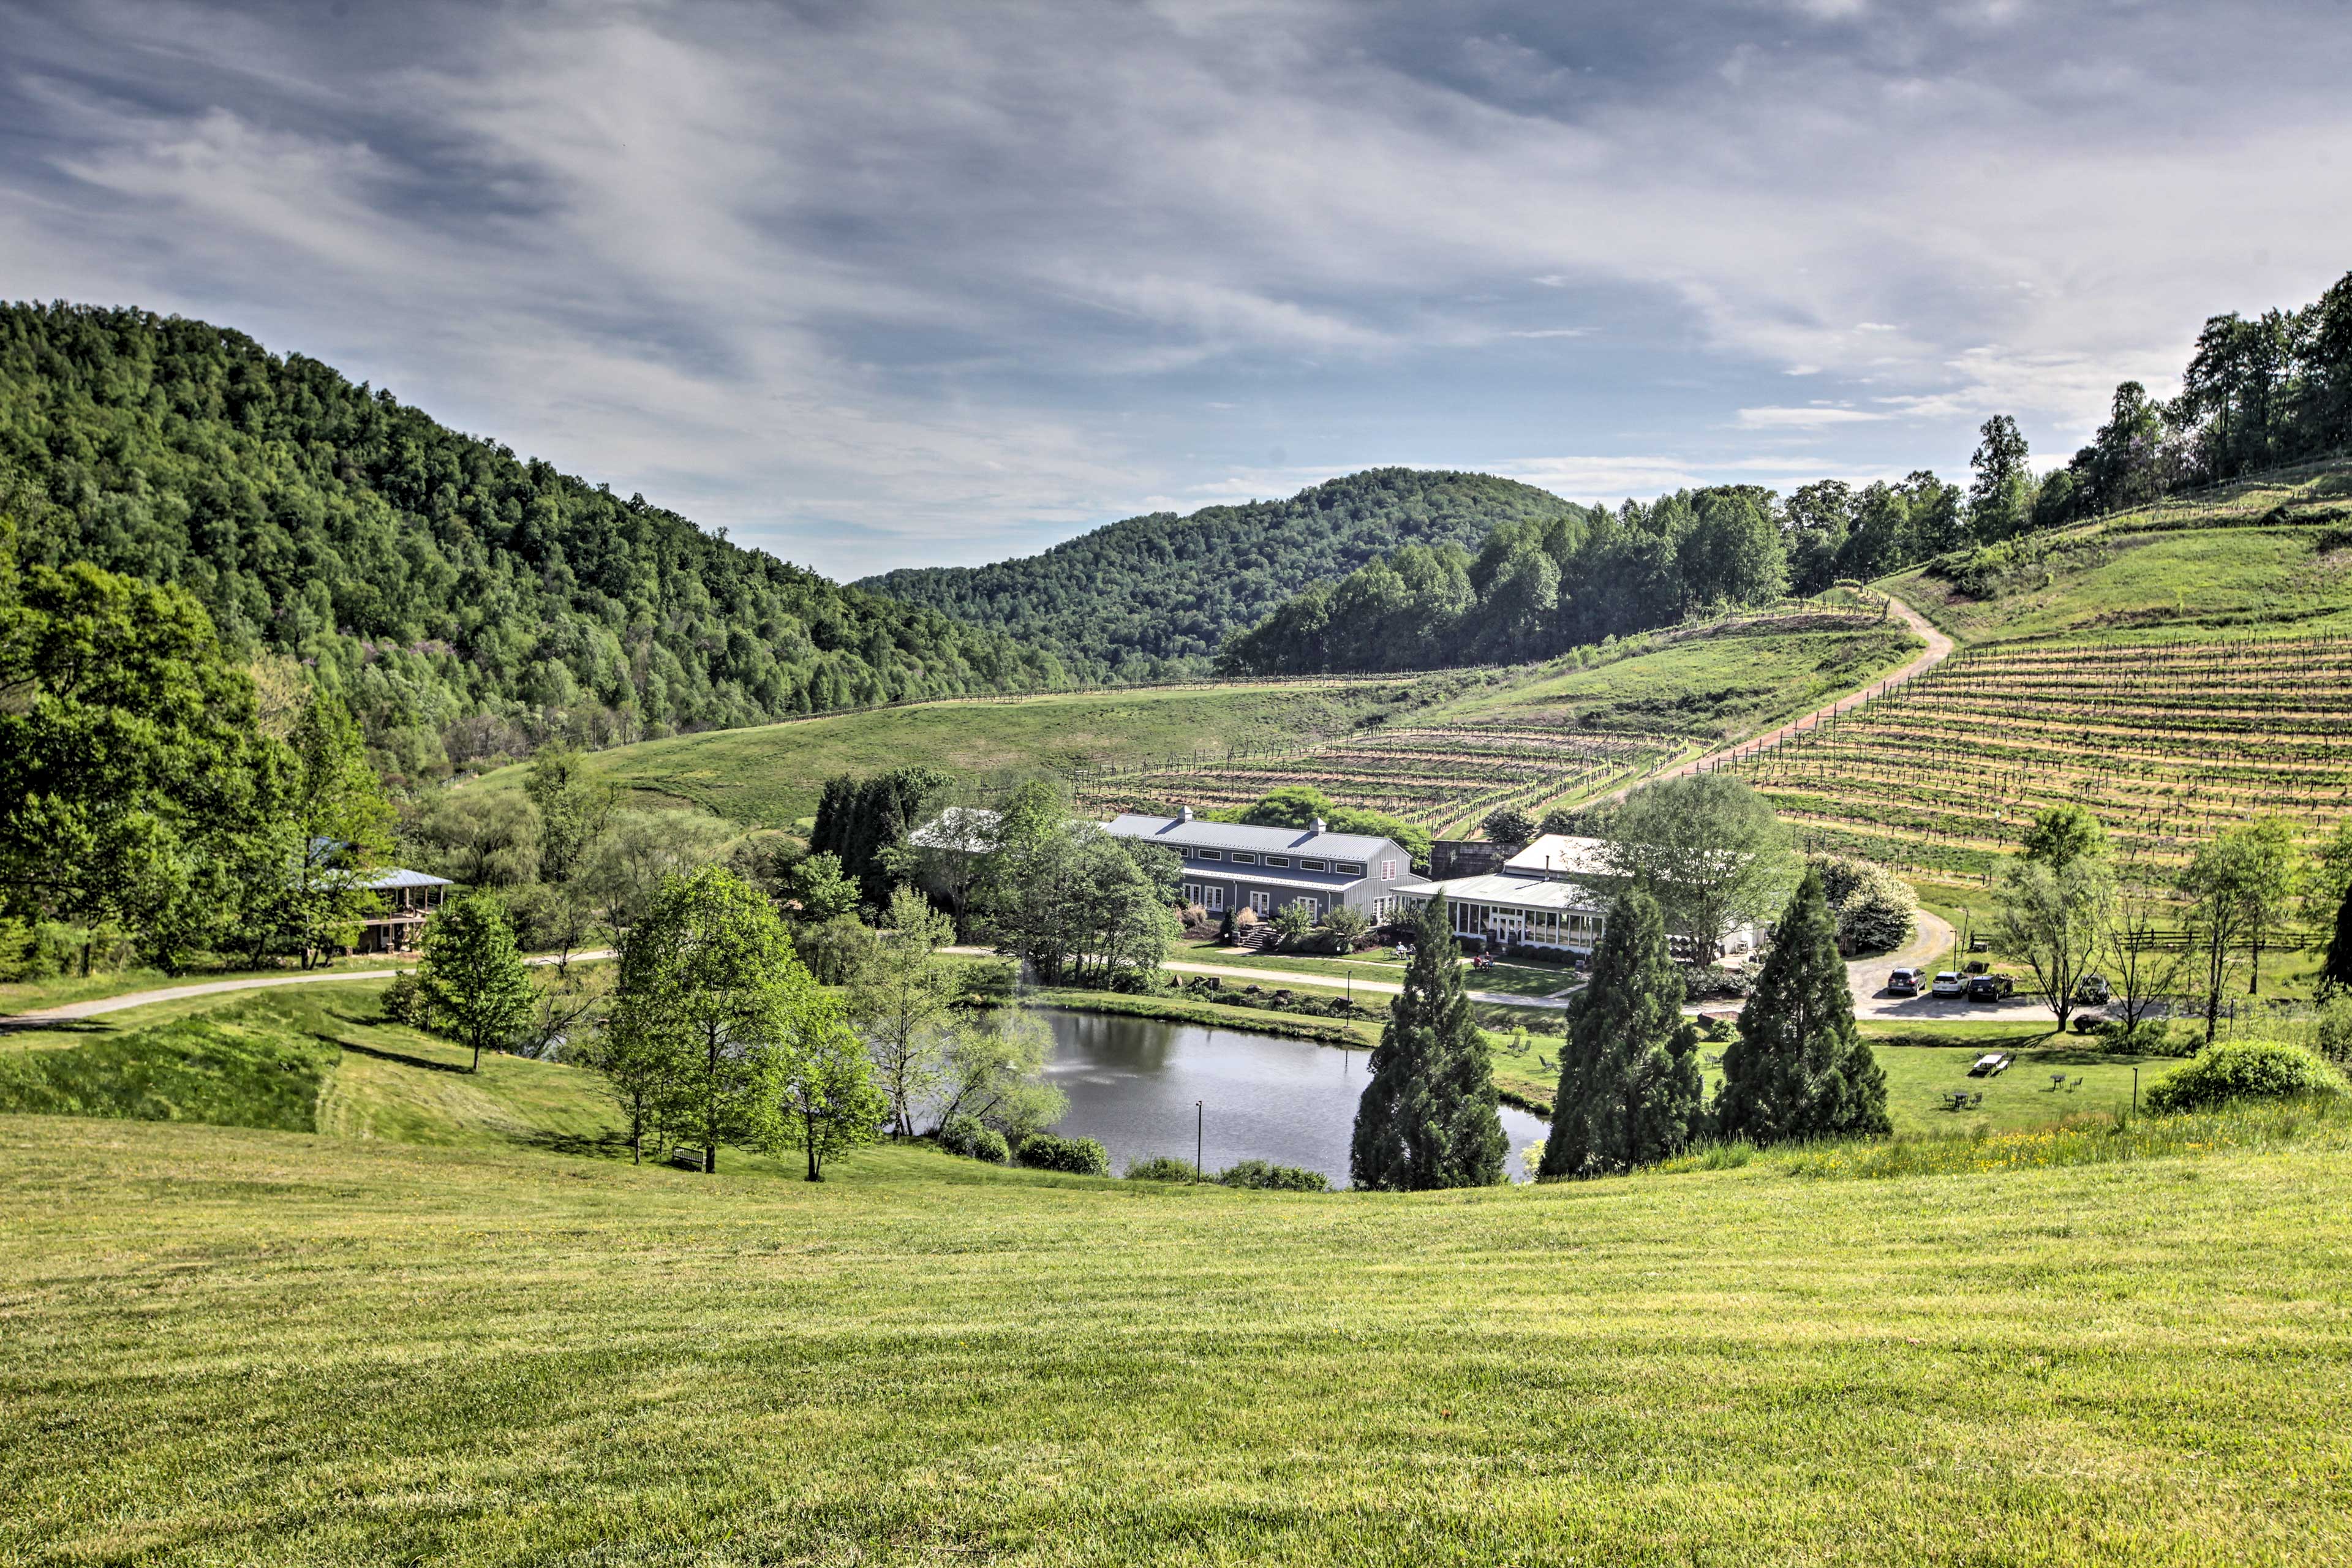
top-left (1600, 775), bottom-right (1792, 964)
top-left (850, 886), bottom-right (957, 1136)
top-left (416, 891), bottom-right (535, 1073)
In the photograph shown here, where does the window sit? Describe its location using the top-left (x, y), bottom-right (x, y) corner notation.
top-left (1264, 856), bottom-right (1289, 868)
top-left (1298, 859), bottom-right (1326, 872)
top-left (1381, 860), bottom-right (1396, 881)
top-left (1206, 886), bottom-right (1226, 911)
top-left (1197, 849), bottom-right (1224, 862)
top-left (1182, 883), bottom-right (1202, 907)
top-left (1333, 861), bottom-right (1362, 876)
top-left (1292, 895), bottom-right (1319, 916)
top-left (1250, 891), bottom-right (1270, 914)
top-left (1231, 853), bottom-right (1257, 865)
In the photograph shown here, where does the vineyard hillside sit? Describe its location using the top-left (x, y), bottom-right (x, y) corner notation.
top-left (475, 608), bottom-right (1921, 839)
top-left (1732, 455), bottom-right (2352, 884)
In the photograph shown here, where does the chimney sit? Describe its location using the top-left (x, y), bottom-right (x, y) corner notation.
top-left (1178, 805), bottom-right (1193, 823)
top-left (1312, 816), bottom-right (1325, 835)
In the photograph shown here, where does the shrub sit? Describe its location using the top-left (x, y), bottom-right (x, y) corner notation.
top-left (1231, 907), bottom-right (1259, 935)
top-left (958, 958), bottom-right (1019, 1005)
top-left (2317, 997), bottom-right (2352, 1068)
top-left (2111, 1019), bottom-right (2200, 1057)
top-left (1682, 964), bottom-right (1754, 1002)
top-left (2144, 1041), bottom-right (2348, 1115)
top-left (1124, 1154), bottom-right (1199, 1182)
top-left (1483, 806), bottom-right (1535, 846)
top-left (1807, 853), bottom-right (1916, 954)
top-left (794, 914), bottom-right (878, 985)
top-left (380, 970), bottom-right (434, 1028)
top-left (1270, 903), bottom-right (1316, 946)
top-left (1215, 1158), bottom-right (1330, 1191)
top-left (937, 1114), bottom-right (1009, 1163)
top-left (1014, 1132), bottom-right (1110, 1175)
top-left (1319, 905), bottom-right (1371, 949)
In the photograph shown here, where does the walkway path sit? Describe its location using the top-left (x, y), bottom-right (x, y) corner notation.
top-left (4, 951), bottom-right (616, 1027)
top-left (1606, 594), bottom-right (1957, 803)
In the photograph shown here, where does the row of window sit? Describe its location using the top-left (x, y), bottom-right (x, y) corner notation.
top-left (1186, 848), bottom-right (1393, 879)
top-left (1183, 883), bottom-right (1324, 918)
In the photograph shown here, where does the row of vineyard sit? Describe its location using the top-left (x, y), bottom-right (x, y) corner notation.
top-left (1069, 725), bottom-right (1678, 834)
top-left (1732, 635), bottom-right (2352, 878)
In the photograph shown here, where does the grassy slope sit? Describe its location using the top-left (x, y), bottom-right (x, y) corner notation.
top-left (1425, 617), bottom-right (1921, 739)
top-left (1891, 456), bottom-right (2352, 647)
top-left (5, 1114), bottom-right (2350, 1565)
top-left (477, 682), bottom-right (1449, 828)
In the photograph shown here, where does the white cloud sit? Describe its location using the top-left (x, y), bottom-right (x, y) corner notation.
top-left (1736, 406), bottom-right (1894, 429)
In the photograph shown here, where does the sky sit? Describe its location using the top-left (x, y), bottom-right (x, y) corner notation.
top-left (5, 1), bottom-right (2351, 581)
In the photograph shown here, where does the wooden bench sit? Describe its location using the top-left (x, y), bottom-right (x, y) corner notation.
top-left (668, 1147), bottom-right (708, 1172)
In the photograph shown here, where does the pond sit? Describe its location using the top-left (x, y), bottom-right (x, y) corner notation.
top-left (1039, 1009), bottom-right (1548, 1188)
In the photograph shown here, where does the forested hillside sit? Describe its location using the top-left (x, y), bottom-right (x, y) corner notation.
top-left (0, 304), bottom-right (1063, 784)
top-left (859, 469), bottom-right (1589, 680)
top-left (1220, 485), bottom-right (1796, 674)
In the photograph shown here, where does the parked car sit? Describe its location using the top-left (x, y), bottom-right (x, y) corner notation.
top-left (2072, 973), bottom-right (2112, 1007)
top-left (1887, 966), bottom-right (1923, 996)
top-left (1966, 973), bottom-right (2015, 1001)
top-left (1931, 971), bottom-right (1966, 998)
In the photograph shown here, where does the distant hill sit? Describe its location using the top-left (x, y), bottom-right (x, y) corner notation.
top-left (859, 469), bottom-right (1591, 679)
top-left (0, 303), bottom-right (1063, 784)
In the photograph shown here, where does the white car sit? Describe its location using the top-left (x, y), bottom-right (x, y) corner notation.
top-left (1930, 971), bottom-right (1966, 998)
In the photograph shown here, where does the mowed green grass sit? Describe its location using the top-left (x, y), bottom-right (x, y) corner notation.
top-left (7, 1109), bottom-right (2351, 1566)
top-left (476, 682), bottom-right (1444, 827)
top-left (1425, 620), bottom-right (1921, 737)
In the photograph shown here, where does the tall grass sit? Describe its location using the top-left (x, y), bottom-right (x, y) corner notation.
top-left (1654, 1095), bottom-right (2352, 1180)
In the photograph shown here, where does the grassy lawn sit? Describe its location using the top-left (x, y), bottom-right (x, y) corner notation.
top-left (1426, 618), bottom-right (1920, 737)
top-left (473, 682), bottom-right (1458, 828)
top-left (0, 958), bottom-right (417, 1019)
top-left (7, 1109), bottom-right (2351, 1564)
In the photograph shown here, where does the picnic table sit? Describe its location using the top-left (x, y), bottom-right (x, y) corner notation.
top-left (1942, 1090), bottom-right (1985, 1112)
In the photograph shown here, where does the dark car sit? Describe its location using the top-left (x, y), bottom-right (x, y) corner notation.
top-left (1965, 973), bottom-right (2015, 1002)
top-left (1887, 966), bottom-right (1923, 996)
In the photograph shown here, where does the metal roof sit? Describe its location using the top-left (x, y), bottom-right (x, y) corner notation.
top-left (1411, 872), bottom-right (1608, 914)
top-left (354, 867), bottom-right (453, 890)
top-left (1501, 834), bottom-right (1615, 880)
top-left (1103, 812), bottom-right (1401, 861)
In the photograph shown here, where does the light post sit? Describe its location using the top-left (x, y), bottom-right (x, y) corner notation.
top-left (1195, 1099), bottom-right (1204, 1185)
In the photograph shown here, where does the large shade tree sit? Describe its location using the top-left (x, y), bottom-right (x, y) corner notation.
top-left (1600, 774), bottom-right (1792, 964)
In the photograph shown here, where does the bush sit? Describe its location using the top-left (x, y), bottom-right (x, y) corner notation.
top-left (2144, 1041), bottom-right (2348, 1114)
top-left (1807, 853), bottom-right (1916, 955)
top-left (1483, 806), bottom-right (1535, 846)
top-left (380, 969), bottom-right (433, 1028)
top-left (1014, 1132), bottom-right (1110, 1175)
top-left (1318, 905), bottom-right (1371, 949)
top-left (1124, 1154), bottom-right (1199, 1182)
top-left (795, 914), bottom-right (878, 985)
top-left (959, 958), bottom-right (1019, 1005)
top-left (2317, 996), bottom-right (2352, 1067)
top-left (1682, 964), bottom-right (1754, 1002)
top-left (1270, 903), bottom-right (1316, 946)
top-left (937, 1114), bottom-right (1009, 1163)
top-left (2111, 1019), bottom-right (2200, 1057)
top-left (1215, 1158), bottom-right (1330, 1191)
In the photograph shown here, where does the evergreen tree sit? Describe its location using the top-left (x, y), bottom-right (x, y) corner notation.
top-left (416, 892), bottom-right (535, 1074)
top-left (1349, 894), bottom-right (1508, 1191)
top-left (1540, 888), bottom-right (1703, 1178)
top-left (2323, 883), bottom-right (2352, 999)
top-left (1716, 869), bottom-right (1890, 1144)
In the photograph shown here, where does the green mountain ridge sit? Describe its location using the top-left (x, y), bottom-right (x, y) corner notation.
top-left (0, 302), bottom-right (1063, 784)
top-left (858, 469), bottom-right (1591, 679)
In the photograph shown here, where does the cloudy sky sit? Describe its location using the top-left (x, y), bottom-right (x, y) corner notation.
top-left (5, 1), bottom-right (2349, 579)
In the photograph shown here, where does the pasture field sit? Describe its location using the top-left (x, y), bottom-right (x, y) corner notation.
top-left (475, 680), bottom-right (1457, 828)
top-left (7, 1099), bottom-right (2352, 1564)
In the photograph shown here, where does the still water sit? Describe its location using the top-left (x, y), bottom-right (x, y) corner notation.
top-left (1039, 1009), bottom-right (1548, 1188)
